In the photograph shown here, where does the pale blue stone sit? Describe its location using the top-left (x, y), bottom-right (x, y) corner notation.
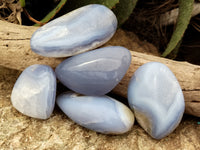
top-left (30, 4), bottom-right (117, 57)
top-left (56, 92), bottom-right (134, 134)
top-left (55, 46), bottom-right (131, 95)
top-left (128, 62), bottom-right (185, 139)
top-left (11, 64), bottom-right (57, 119)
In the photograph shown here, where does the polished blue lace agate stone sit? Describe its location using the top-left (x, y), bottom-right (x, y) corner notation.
top-left (128, 62), bottom-right (185, 139)
top-left (57, 92), bottom-right (135, 134)
top-left (30, 4), bottom-right (117, 57)
top-left (11, 64), bottom-right (57, 119)
top-left (55, 46), bottom-right (131, 95)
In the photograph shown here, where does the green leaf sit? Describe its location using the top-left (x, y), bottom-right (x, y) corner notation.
top-left (162, 0), bottom-right (194, 57)
top-left (20, 0), bottom-right (26, 7)
top-left (167, 39), bottom-right (183, 59)
top-left (65, 0), bottom-right (119, 10)
top-left (34, 0), bottom-right (68, 26)
top-left (112, 0), bottom-right (138, 26)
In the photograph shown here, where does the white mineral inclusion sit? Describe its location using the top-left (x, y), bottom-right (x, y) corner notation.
top-left (11, 64), bottom-right (57, 119)
top-left (57, 92), bottom-right (135, 134)
top-left (30, 4), bottom-right (117, 57)
top-left (128, 62), bottom-right (185, 139)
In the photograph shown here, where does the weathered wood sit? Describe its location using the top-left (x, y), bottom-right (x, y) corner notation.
top-left (113, 51), bottom-right (200, 117)
top-left (0, 20), bottom-right (199, 117)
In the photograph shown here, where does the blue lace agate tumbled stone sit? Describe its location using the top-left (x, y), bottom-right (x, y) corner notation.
top-left (128, 62), bottom-right (185, 139)
top-left (55, 46), bottom-right (131, 95)
top-left (11, 64), bottom-right (57, 119)
top-left (57, 92), bottom-right (134, 134)
top-left (30, 4), bottom-right (117, 57)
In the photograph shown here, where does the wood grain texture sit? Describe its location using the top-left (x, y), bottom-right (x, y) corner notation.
top-left (0, 20), bottom-right (199, 116)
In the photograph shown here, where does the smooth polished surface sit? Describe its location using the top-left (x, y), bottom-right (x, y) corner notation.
top-left (128, 62), bottom-right (185, 139)
top-left (11, 64), bottom-right (56, 119)
top-left (30, 4), bottom-right (117, 57)
top-left (55, 46), bottom-right (131, 95)
top-left (57, 92), bottom-right (134, 134)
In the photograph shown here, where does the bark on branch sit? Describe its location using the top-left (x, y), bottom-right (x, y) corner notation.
top-left (0, 20), bottom-right (199, 117)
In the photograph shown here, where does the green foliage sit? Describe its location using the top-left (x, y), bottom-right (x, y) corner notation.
top-left (167, 39), bottom-right (183, 59)
top-left (20, 0), bottom-right (26, 7)
top-left (113, 0), bottom-right (138, 26)
top-left (65, 0), bottom-right (119, 10)
top-left (32, 0), bottom-right (138, 27)
top-left (162, 0), bottom-right (194, 57)
top-left (34, 0), bottom-right (67, 26)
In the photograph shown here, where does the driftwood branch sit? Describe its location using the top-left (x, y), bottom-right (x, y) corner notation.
top-left (0, 20), bottom-right (199, 117)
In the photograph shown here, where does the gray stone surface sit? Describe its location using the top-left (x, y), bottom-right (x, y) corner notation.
top-left (11, 64), bottom-right (56, 119)
top-left (31, 4), bottom-right (117, 57)
top-left (55, 46), bottom-right (131, 95)
top-left (57, 92), bottom-right (134, 134)
top-left (0, 66), bottom-right (200, 150)
top-left (128, 62), bottom-right (185, 139)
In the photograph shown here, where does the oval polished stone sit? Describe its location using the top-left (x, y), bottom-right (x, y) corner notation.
top-left (11, 64), bottom-right (57, 119)
top-left (57, 92), bottom-right (134, 134)
top-left (30, 4), bottom-right (117, 57)
top-left (128, 62), bottom-right (185, 139)
top-left (55, 46), bottom-right (131, 95)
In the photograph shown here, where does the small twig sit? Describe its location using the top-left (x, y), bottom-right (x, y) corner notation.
top-left (191, 22), bottom-right (200, 32)
top-left (23, 8), bottom-right (44, 26)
